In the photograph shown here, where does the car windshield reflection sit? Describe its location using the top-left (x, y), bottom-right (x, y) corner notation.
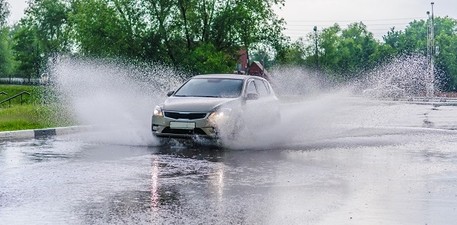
top-left (174, 78), bottom-right (243, 98)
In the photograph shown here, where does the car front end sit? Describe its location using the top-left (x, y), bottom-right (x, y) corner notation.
top-left (152, 105), bottom-right (220, 139)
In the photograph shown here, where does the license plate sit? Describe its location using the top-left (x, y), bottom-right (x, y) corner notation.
top-left (170, 122), bottom-right (196, 130)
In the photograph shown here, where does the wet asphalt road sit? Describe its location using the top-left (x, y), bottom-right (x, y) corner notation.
top-left (1, 100), bottom-right (457, 225)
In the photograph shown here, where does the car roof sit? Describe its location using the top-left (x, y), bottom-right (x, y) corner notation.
top-left (192, 74), bottom-right (266, 81)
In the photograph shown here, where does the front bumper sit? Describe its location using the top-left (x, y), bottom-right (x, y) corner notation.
top-left (151, 114), bottom-right (218, 139)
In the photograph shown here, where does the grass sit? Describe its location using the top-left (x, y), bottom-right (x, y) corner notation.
top-left (0, 84), bottom-right (74, 131)
top-left (0, 84), bottom-right (44, 105)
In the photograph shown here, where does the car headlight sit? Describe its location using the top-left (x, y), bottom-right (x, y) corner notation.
top-left (153, 105), bottom-right (164, 117)
top-left (208, 108), bottom-right (232, 125)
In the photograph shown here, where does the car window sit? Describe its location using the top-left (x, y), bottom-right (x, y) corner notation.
top-left (174, 78), bottom-right (243, 98)
top-left (263, 80), bottom-right (271, 93)
top-left (254, 80), bottom-right (269, 97)
top-left (246, 81), bottom-right (258, 95)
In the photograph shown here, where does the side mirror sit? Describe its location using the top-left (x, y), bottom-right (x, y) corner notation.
top-left (246, 93), bottom-right (259, 100)
top-left (167, 91), bottom-right (175, 97)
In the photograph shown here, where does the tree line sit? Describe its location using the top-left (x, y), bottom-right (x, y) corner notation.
top-left (275, 18), bottom-right (457, 91)
top-left (0, 0), bottom-right (456, 91)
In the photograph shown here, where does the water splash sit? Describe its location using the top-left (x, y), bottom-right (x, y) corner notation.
top-left (49, 56), bottom-right (186, 146)
top-left (268, 66), bottom-right (332, 97)
top-left (359, 54), bottom-right (438, 99)
top-left (218, 55), bottom-right (439, 149)
top-left (47, 55), bottom-right (437, 149)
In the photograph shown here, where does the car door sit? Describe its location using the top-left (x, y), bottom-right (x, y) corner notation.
top-left (253, 79), bottom-right (280, 124)
top-left (243, 78), bottom-right (272, 130)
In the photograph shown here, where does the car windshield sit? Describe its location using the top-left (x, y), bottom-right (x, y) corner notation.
top-left (174, 78), bottom-right (243, 98)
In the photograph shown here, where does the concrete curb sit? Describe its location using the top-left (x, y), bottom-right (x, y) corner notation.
top-left (0, 126), bottom-right (88, 141)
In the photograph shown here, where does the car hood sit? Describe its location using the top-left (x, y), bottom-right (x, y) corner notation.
top-left (163, 97), bottom-right (239, 112)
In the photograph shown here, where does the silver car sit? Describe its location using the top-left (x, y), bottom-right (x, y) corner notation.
top-left (151, 74), bottom-right (280, 139)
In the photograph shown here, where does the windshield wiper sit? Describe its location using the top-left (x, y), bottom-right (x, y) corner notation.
top-left (174, 95), bottom-right (219, 98)
top-left (198, 95), bottom-right (220, 98)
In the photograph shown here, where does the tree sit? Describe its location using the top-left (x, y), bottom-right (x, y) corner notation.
top-left (383, 27), bottom-right (402, 55)
top-left (184, 43), bottom-right (236, 74)
top-left (23, 0), bottom-right (72, 55)
top-left (9, 0), bottom-right (73, 79)
top-left (70, 0), bottom-right (286, 74)
top-left (147, 0), bottom-right (285, 73)
top-left (10, 0), bottom-right (288, 76)
top-left (434, 17), bottom-right (457, 91)
top-left (274, 38), bottom-right (306, 66)
top-left (382, 17), bottom-right (457, 91)
top-left (298, 22), bottom-right (383, 80)
top-left (210, 0), bottom-right (285, 52)
top-left (250, 45), bottom-right (275, 69)
top-left (0, 0), bottom-right (12, 77)
top-left (313, 24), bottom-right (340, 76)
top-left (0, 27), bottom-right (13, 78)
top-left (383, 20), bottom-right (427, 56)
top-left (12, 24), bottom-right (43, 79)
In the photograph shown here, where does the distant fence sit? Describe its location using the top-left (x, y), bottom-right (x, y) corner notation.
top-left (0, 78), bottom-right (44, 85)
top-left (436, 92), bottom-right (457, 98)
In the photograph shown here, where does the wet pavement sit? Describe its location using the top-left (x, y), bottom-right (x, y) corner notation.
top-left (1, 100), bottom-right (457, 225)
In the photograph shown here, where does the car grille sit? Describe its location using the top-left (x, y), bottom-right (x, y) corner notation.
top-left (164, 112), bottom-right (207, 120)
top-left (162, 128), bottom-right (207, 136)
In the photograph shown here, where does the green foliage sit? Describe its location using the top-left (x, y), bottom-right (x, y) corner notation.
top-left (184, 43), bottom-right (236, 74)
top-left (8, 0), bottom-right (73, 79)
top-left (274, 39), bottom-right (306, 66)
top-left (284, 22), bottom-right (387, 81)
top-left (250, 46), bottom-right (275, 69)
top-left (434, 17), bottom-right (457, 91)
top-left (69, 0), bottom-right (285, 73)
top-left (24, 0), bottom-right (72, 54)
top-left (71, 0), bottom-right (148, 58)
top-left (271, 17), bottom-right (457, 89)
top-left (383, 20), bottom-right (427, 55)
top-left (0, 1), bottom-right (12, 77)
top-left (11, 25), bottom-right (43, 79)
top-left (0, 27), bottom-right (13, 77)
top-left (383, 17), bottom-right (457, 91)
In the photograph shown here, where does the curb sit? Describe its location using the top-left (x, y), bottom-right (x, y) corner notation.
top-left (0, 126), bottom-right (87, 141)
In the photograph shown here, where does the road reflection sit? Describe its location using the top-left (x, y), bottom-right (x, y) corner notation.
top-left (69, 145), bottom-right (228, 224)
top-left (147, 146), bottom-right (229, 222)
top-left (150, 156), bottom-right (159, 210)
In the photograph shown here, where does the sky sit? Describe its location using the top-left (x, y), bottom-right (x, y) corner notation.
top-left (276, 0), bottom-right (457, 40)
top-left (7, 0), bottom-right (27, 24)
top-left (7, 0), bottom-right (457, 40)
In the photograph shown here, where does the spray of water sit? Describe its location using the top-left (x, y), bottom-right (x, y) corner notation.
top-left (358, 54), bottom-right (438, 99)
top-left (48, 54), bottom-right (435, 149)
top-left (218, 54), bottom-right (437, 149)
top-left (49, 56), bottom-right (185, 146)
